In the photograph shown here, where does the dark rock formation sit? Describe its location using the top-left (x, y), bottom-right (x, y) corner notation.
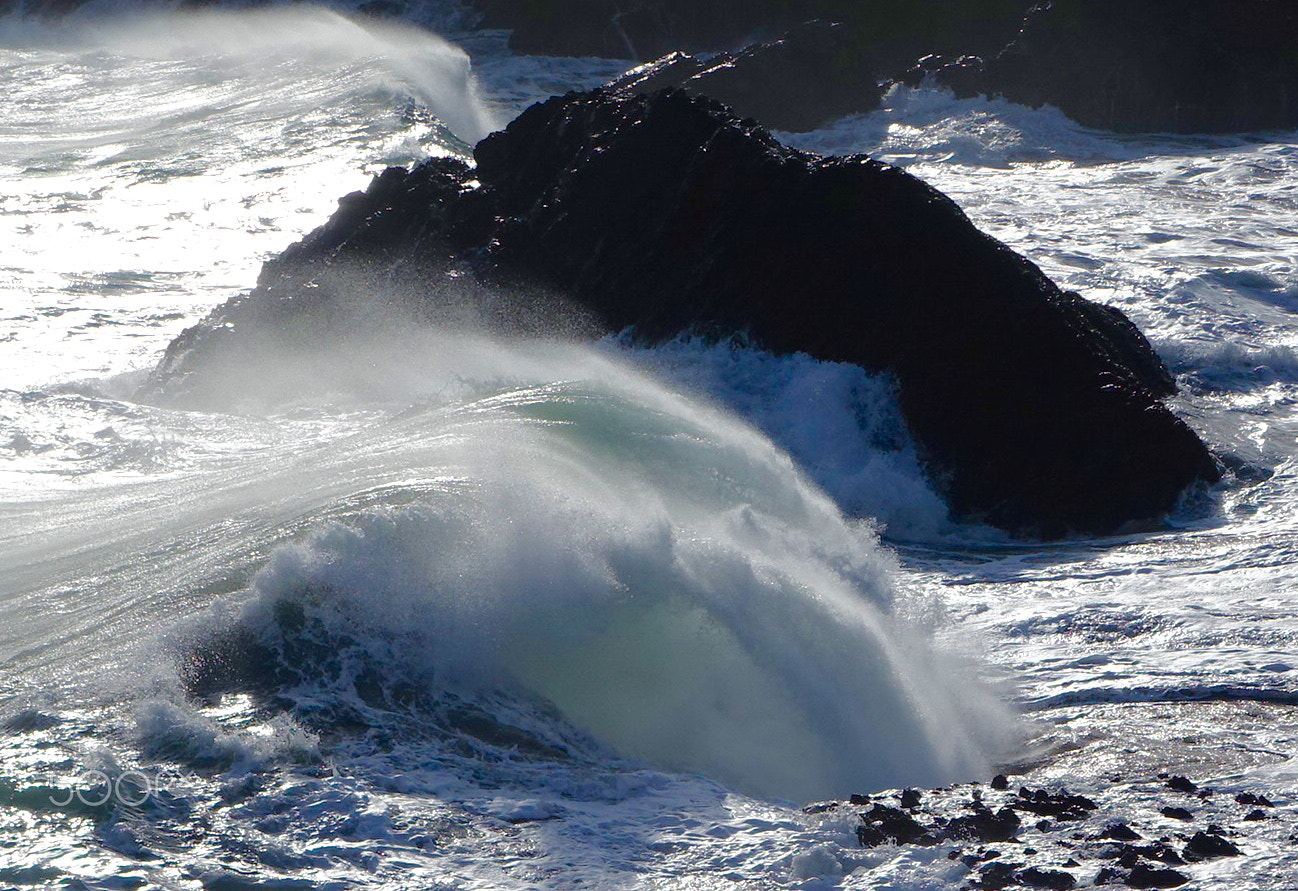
top-left (145, 87), bottom-right (1221, 537)
top-left (1015, 788), bottom-right (1099, 821)
top-left (836, 774), bottom-right (1289, 889)
top-left (1235, 792), bottom-right (1274, 808)
top-left (1017, 866), bottom-right (1076, 890)
top-left (935, 0), bottom-right (1298, 134)
top-left (1124, 864), bottom-right (1189, 890)
top-left (472, 0), bottom-right (1029, 69)
top-left (945, 805), bottom-right (1022, 843)
top-left (1098, 821), bottom-right (1142, 842)
top-left (1181, 829), bottom-right (1241, 861)
top-left (606, 21), bottom-right (884, 132)
top-left (857, 803), bottom-right (934, 846)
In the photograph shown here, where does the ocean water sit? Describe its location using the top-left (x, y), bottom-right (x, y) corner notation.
top-left (2, 7), bottom-right (1297, 889)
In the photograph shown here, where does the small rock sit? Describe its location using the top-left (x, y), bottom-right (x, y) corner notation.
top-left (1236, 792), bottom-right (1274, 808)
top-left (1243, 808), bottom-right (1269, 821)
top-left (1126, 863), bottom-right (1189, 889)
top-left (1098, 821), bottom-right (1142, 841)
top-left (978, 861), bottom-right (1022, 890)
top-left (1015, 787), bottom-right (1098, 820)
top-left (1182, 830), bottom-right (1242, 861)
top-left (946, 806), bottom-right (1022, 843)
top-left (1159, 806), bottom-right (1193, 821)
top-left (848, 793), bottom-right (870, 806)
top-left (1094, 866), bottom-right (1126, 885)
top-left (1111, 844), bottom-right (1142, 868)
top-left (991, 774), bottom-right (1010, 791)
top-left (1166, 776), bottom-right (1197, 794)
top-left (1017, 866), bottom-right (1075, 890)
top-left (1137, 842), bottom-right (1185, 865)
top-left (900, 788), bottom-right (923, 809)
top-left (962, 849), bottom-right (1001, 867)
top-left (857, 803), bottom-right (932, 847)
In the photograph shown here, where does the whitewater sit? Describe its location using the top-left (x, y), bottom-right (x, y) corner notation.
top-left (1, 6), bottom-right (1296, 889)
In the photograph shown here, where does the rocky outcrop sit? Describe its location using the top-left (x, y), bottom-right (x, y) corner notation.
top-left (935, 0), bottom-right (1298, 134)
top-left (814, 772), bottom-right (1280, 890)
top-left (145, 87), bottom-right (1220, 537)
top-left (472, 0), bottom-right (1029, 70)
top-left (606, 21), bottom-right (884, 132)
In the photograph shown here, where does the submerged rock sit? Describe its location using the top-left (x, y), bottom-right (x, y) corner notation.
top-left (145, 87), bottom-right (1221, 537)
top-left (936, 0), bottom-right (1298, 134)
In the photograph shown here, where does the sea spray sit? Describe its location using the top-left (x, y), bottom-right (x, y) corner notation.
top-left (0, 6), bottom-right (495, 144)
top-left (155, 332), bottom-right (1013, 801)
top-left (614, 334), bottom-right (969, 542)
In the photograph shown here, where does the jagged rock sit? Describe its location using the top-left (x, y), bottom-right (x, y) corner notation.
top-left (145, 87), bottom-right (1221, 537)
top-left (857, 803), bottom-right (934, 846)
top-left (936, 0), bottom-right (1298, 134)
top-left (944, 805), bottom-right (1022, 843)
top-left (899, 788), bottom-right (923, 809)
top-left (606, 21), bottom-right (884, 132)
top-left (1015, 788), bottom-right (1099, 821)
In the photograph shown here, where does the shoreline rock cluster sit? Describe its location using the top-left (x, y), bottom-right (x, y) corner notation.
top-left (811, 772), bottom-right (1290, 889)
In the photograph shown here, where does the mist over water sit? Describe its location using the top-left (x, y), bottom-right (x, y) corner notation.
top-left (0, 5), bottom-right (492, 389)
